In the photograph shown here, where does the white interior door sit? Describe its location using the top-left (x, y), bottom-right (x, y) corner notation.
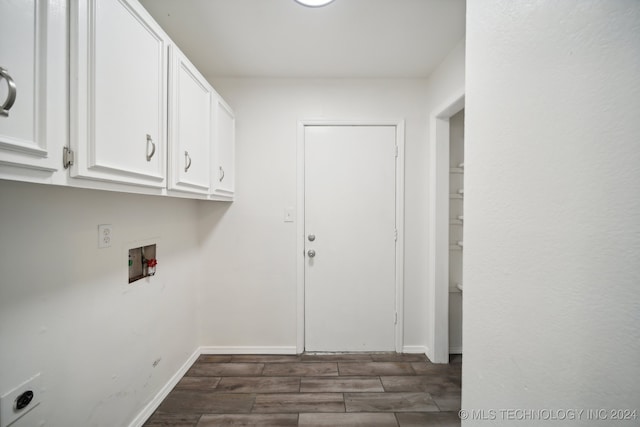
top-left (304, 125), bottom-right (397, 352)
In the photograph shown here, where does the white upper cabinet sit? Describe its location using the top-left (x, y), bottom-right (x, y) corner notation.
top-left (2, 0), bottom-right (235, 200)
top-left (167, 46), bottom-right (212, 195)
top-left (0, 0), bottom-right (67, 181)
top-left (211, 96), bottom-right (235, 199)
top-left (70, 0), bottom-right (169, 188)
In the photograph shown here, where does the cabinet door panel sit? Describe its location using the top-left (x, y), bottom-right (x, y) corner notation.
top-left (0, 0), bottom-right (37, 148)
top-left (71, 0), bottom-right (168, 187)
top-left (211, 97), bottom-right (235, 198)
top-left (168, 47), bottom-right (211, 193)
top-left (0, 0), bottom-right (63, 175)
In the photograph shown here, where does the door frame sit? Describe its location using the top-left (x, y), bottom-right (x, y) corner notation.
top-left (296, 120), bottom-right (405, 353)
top-left (428, 91), bottom-right (465, 363)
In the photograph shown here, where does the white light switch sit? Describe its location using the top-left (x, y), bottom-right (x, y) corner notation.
top-left (284, 207), bottom-right (294, 223)
top-left (98, 224), bottom-right (112, 248)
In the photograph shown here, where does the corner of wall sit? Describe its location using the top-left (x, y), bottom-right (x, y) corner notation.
top-left (128, 347), bottom-right (201, 427)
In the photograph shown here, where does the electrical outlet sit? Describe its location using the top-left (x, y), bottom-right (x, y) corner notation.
top-left (98, 224), bottom-right (112, 248)
top-left (0, 373), bottom-right (42, 427)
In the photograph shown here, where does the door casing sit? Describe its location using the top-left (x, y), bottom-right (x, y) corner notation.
top-left (296, 120), bottom-right (405, 353)
top-left (429, 91), bottom-right (465, 363)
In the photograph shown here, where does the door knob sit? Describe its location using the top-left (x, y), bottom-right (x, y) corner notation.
top-left (307, 249), bottom-right (316, 258)
top-left (308, 234), bottom-right (316, 242)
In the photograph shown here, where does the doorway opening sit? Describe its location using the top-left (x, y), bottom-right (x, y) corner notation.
top-left (448, 109), bottom-right (464, 356)
top-left (428, 92), bottom-right (465, 363)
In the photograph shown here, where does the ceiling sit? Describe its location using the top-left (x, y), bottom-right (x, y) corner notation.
top-left (139, 0), bottom-right (466, 79)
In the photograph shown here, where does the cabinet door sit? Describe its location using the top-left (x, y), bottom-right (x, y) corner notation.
top-left (70, 0), bottom-right (168, 188)
top-left (0, 0), bottom-right (66, 180)
top-left (167, 46), bottom-right (211, 194)
top-left (211, 96), bottom-right (235, 199)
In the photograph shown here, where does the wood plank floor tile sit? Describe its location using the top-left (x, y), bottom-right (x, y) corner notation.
top-left (186, 363), bottom-right (264, 377)
top-left (431, 391), bottom-right (462, 411)
top-left (216, 377), bottom-right (300, 393)
top-left (396, 411), bottom-right (461, 427)
top-left (450, 373), bottom-right (461, 387)
top-left (301, 377), bottom-right (384, 393)
top-left (196, 355), bottom-right (233, 363)
top-left (145, 353), bottom-right (462, 426)
top-left (262, 362), bottom-right (339, 377)
top-left (196, 414), bottom-right (299, 426)
top-left (380, 376), bottom-right (461, 393)
top-left (252, 393), bottom-right (345, 413)
top-left (338, 362), bottom-right (415, 376)
top-left (408, 362), bottom-right (428, 375)
top-left (156, 391), bottom-right (254, 414)
top-left (174, 377), bottom-right (221, 391)
top-left (143, 412), bottom-right (201, 427)
top-left (410, 362), bottom-right (461, 381)
top-left (231, 355), bottom-right (301, 363)
top-left (344, 392), bottom-right (439, 413)
top-left (410, 363), bottom-right (462, 388)
top-left (299, 412), bottom-right (399, 426)
top-left (409, 362), bottom-right (441, 375)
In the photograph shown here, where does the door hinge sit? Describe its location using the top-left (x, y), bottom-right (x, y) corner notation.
top-left (395, 145), bottom-right (399, 158)
top-left (394, 228), bottom-right (398, 241)
top-left (394, 312), bottom-right (398, 325)
top-left (63, 146), bottom-right (74, 169)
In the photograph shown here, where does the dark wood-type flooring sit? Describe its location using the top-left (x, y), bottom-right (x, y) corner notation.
top-left (144, 353), bottom-right (462, 427)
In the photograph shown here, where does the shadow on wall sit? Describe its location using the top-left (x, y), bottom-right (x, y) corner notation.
top-left (196, 201), bottom-right (233, 247)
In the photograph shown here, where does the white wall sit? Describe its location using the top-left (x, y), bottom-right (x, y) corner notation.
top-left (198, 78), bottom-right (435, 351)
top-left (0, 181), bottom-right (202, 426)
top-left (464, 1), bottom-right (640, 424)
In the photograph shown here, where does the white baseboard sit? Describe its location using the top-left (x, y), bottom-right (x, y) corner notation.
top-left (200, 346), bottom-right (298, 355)
top-left (402, 345), bottom-right (429, 354)
top-left (128, 348), bottom-right (200, 427)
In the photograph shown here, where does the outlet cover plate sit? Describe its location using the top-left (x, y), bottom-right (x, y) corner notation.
top-left (98, 224), bottom-right (112, 248)
top-left (0, 373), bottom-right (42, 427)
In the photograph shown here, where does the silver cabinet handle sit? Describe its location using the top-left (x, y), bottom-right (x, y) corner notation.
top-left (219, 166), bottom-right (225, 182)
top-left (146, 134), bottom-right (156, 161)
top-left (308, 234), bottom-right (316, 242)
top-left (307, 249), bottom-right (316, 258)
top-left (0, 67), bottom-right (17, 117)
top-left (184, 151), bottom-right (192, 172)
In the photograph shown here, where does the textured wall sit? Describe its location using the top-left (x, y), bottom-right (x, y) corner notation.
top-left (464, 1), bottom-right (640, 425)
